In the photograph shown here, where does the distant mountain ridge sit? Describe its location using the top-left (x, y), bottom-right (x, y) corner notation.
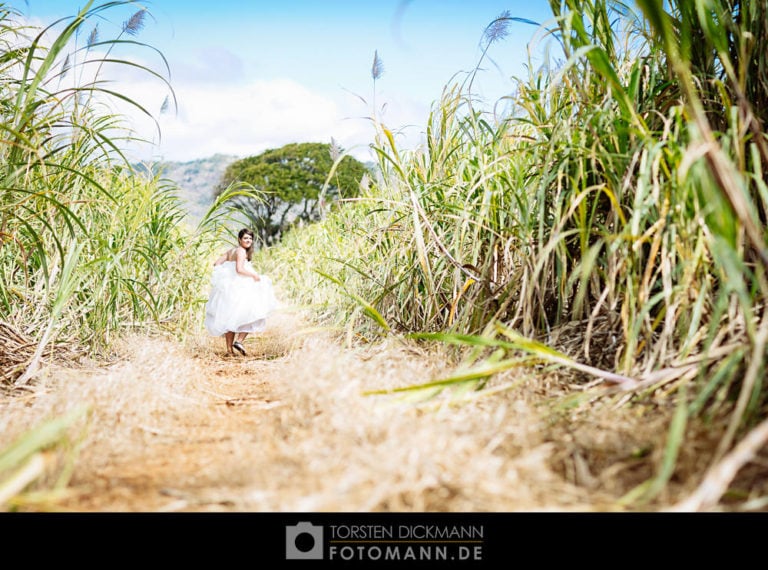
top-left (133, 152), bottom-right (378, 226)
top-left (135, 153), bottom-right (239, 224)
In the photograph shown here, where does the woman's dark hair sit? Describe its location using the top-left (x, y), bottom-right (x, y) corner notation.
top-left (238, 228), bottom-right (255, 261)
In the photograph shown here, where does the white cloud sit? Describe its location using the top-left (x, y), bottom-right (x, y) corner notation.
top-left (117, 74), bottom-right (430, 165)
top-left (14, 13), bottom-right (435, 166)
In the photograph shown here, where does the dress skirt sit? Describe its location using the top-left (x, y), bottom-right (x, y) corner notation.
top-left (204, 261), bottom-right (278, 337)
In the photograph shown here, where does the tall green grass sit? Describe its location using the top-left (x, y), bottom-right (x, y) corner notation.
top-left (265, 0), bottom-right (768, 506)
top-left (0, 1), bottom-right (227, 367)
top-left (0, 1), bottom-right (234, 507)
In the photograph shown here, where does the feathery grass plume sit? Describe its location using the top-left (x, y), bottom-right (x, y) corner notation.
top-left (359, 172), bottom-right (370, 192)
top-left (329, 137), bottom-right (342, 162)
top-left (160, 94), bottom-right (169, 114)
top-left (371, 49), bottom-right (384, 81)
top-left (122, 8), bottom-right (146, 36)
top-left (86, 24), bottom-right (98, 47)
top-left (59, 53), bottom-right (70, 78)
top-left (370, 50), bottom-right (386, 125)
top-left (468, 10), bottom-right (522, 97)
top-left (483, 9), bottom-right (511, 45)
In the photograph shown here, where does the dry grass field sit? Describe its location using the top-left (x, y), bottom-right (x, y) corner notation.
top-left (4, 307), bottom-right (762, 513)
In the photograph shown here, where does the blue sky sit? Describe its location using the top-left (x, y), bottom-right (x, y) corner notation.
top-left (18, 1), bottom-right (556, 163)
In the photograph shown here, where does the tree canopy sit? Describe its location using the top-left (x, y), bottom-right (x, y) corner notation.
top-left (216, 142), bottom-right (369, 246)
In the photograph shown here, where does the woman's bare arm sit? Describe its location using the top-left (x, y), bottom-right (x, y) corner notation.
top-left (235, 247), bottom-right (261, 281)
top-left (213, 251), bottom-right (229, 266)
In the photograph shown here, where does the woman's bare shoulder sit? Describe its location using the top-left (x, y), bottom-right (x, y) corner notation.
top-left (223, 247), bottom-right (240, 260)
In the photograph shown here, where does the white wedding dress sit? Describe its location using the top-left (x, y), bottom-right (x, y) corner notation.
top-left (204, 261), bottom-right (278, 337)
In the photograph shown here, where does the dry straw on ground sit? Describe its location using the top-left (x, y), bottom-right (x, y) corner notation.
top-left (1, 309), bottom-right (766, 512)
top-left (0, 321), bottom-right (82, 392)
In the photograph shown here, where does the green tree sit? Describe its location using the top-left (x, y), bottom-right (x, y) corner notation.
top-left (216, 142), bottom-right (369, 246)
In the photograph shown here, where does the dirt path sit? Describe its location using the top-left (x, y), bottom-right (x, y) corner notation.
top-left (4, 310), bottom-right (685, 512)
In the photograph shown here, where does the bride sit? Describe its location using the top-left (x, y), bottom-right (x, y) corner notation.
top-left (204, 228), bottom-right (277, 356)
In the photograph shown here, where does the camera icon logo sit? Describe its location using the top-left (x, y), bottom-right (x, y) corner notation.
top-left (285, 522), bottom-right (324, 560)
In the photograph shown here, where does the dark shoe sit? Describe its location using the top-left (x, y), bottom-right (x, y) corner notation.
top-left (233, 341), bottom-right (246, 356)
